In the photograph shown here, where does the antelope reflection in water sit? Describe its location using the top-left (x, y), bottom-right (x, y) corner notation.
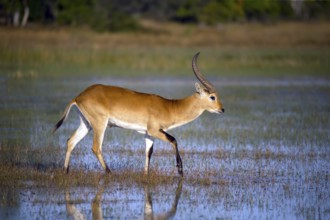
top-left (65, 179), bottom-right (183, 220)
top-left (144, 179), bottom-right (183, 220)
top-left (65, 187), bottom-right (104, 220)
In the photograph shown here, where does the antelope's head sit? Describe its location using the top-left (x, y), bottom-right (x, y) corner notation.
top-left (192, 52), bottom-right (224, 114)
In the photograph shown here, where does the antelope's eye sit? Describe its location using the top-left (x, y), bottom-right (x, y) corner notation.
top-left (210, 96), bottom-right (216, 101)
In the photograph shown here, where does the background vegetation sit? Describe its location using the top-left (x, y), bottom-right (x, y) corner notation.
top-left (1, 0), bottom-right (330, 31)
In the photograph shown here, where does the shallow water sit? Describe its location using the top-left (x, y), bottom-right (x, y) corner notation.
top-left (1, 75), bottom-right (330, 219)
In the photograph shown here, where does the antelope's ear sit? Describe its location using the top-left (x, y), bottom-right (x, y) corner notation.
top-left (195, 82), bottom-right (207, 96)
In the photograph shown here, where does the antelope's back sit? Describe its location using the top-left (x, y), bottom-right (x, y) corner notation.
top-left (75, 84), bottom-right (172, 123)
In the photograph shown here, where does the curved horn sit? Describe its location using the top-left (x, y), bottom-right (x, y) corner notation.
top-left (192, 52), bottom-right (215, 93)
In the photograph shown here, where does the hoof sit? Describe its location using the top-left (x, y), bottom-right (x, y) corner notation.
top-left (105, 167), bottom-right (111, 174)
top-left (63, 166), bottom-right (69, 174)
top-left (177, 167), bottom-right (183, 177)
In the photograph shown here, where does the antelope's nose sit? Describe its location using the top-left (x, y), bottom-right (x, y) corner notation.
top-left (218, 108), bottom-right (225, 113)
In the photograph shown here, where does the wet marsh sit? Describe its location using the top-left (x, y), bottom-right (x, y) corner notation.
top-left (1, 75), bottom-right (329, 219)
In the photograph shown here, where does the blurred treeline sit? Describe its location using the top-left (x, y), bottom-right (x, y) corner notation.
top-left (1, 0), bottom-right (330, 31)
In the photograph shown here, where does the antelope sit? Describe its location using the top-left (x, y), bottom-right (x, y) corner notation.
top-left (53, 52), bottom-right (224, 176)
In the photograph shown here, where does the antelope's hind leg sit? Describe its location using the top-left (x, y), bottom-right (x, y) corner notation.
top-left (144, 135), bottom-right (154, 175)
top-left (91, 119), bottom-right (111, 173)
top-left (64, 117), bottom-right (89, 173)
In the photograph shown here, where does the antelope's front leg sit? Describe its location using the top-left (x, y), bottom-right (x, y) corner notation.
top-left (176, 154), bottom-right (183, 176)
top-left (160, 130), bottom-right (183, 176)
top-left (148, 128), bottom-right (183, 176)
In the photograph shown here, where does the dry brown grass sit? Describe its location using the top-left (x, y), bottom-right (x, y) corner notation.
top-left (1, 21), bottom-right (329, 49)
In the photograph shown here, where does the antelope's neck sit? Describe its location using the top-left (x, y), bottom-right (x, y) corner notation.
top-left (169, 94), bottom-right (204, 129)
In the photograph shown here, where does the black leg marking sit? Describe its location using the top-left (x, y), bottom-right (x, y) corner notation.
top-left (148, 146), bottom-right (154, 159)
top-left (160, 130), bottom-right (184, 176)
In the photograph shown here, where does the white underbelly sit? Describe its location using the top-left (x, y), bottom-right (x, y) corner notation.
top-left (108, 118), bottom-right (147, 134)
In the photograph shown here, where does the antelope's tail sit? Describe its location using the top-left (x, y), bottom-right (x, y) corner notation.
top-left (53, 100), bottom-right (76, 133)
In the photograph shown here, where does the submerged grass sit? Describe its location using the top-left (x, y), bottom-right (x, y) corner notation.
top-left (0, 141), bottom-right (327, 190)
top-left (0, 163), bottom-right (222, 190)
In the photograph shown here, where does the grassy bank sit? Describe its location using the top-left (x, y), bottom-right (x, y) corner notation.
top-left (0, 21), bottom-right (329, 78)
